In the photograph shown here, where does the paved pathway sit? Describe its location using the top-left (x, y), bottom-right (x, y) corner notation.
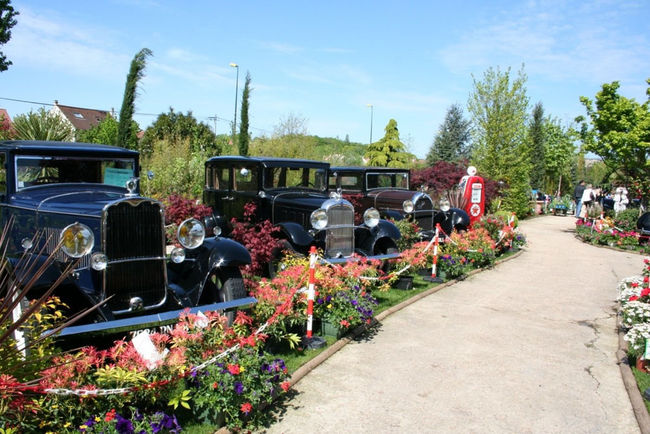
top-left (264, 216), bottom-right (646, 434)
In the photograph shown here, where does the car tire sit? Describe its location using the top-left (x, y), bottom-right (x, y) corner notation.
top-left (203, 267), bottom-right (247, 324)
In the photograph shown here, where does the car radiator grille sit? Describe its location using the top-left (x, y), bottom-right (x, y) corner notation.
top-left (103, 200), bottom-right (167, 313)
top-left (413, 196), bottom-right (434, 231)
top-left (325, 203), bottom-right (354, 258)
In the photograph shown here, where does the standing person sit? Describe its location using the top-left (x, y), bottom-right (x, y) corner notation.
top-left (580, 183), bottom-right (595, 218)
top-left (574, 180), bottom-right (586, 218)
top-left (614, 185), bottom-right (629, 214)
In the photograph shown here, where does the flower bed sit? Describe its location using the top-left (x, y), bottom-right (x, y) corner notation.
top-left (576, 216), bottom-right (650, 254)
top-left (0, 213), bottom-right (527, 431)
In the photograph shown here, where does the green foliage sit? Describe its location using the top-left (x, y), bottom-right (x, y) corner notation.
top-left (118, 48), bottom-right (152, 150)
top-left (390, 218), bottom-right (421, 251)
top-left (249, 134), bottom-right (365, 164)
top-left (238, 72), bottom-right (251, 156)
top-left (501, 161), bottom-right (532, 218)
top-left (543, 117), bottom-right (575, 195)
top-left (140, 138), bottom-right (207, 199)
top-left (614, 208), bottom-right (643, 232)
top-left (0, 0), bottom-right (18, 72)
top-left (576, 79), bottom-right (650, 194)
top-left (11, 107), bottom-right (74, 141)
top-left (364, 119), bottom-right (412, 168)
top-left (468, 65), bottom-right (530, 182)
top-left (140, 108), bottom-right (219, 158)
top-left (0, 112), bottom-right (12, 139)
top-left (426, 103), bottom-right (471, 165)
top-left (528, 102), bottom-right (545, 189)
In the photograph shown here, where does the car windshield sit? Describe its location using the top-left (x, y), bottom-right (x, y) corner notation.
top-left (264, 166), bottom-right (327, 192)
top-left (15, 155), bottom-right (136, 190)
top-left (328, 172), bottom-right (363, 191)
top-left (366, 172), bottom-right (409, 189)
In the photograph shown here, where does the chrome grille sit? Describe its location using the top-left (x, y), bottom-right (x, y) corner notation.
top-left (103, 199), bottom-right (167, 313)
top-left (413, 196), bottom-right (434, 231)
top-left (42, 227), bottom-right (91, 270)
top-left (325, 202), bottom-right (354, 258)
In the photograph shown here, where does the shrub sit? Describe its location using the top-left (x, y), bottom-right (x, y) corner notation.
top-left (390, 218), bottom-right (421, 251)
top-left (162, 195), bottom-right (213, 244)
top-left (615, 209), bottom-right (643, 232)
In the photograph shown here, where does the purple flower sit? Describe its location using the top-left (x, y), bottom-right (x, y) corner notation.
top-left (115, 414), bottom-right (134, 434)
top-left (234, 381), bottom-right (244, 395)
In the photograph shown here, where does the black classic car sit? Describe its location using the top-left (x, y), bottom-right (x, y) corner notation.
top-left (0, 140), bottom-right (253, 337)
top-left (329, 166), bottom-right (470, 239)
top-left (203, 156), bottom-right (401, 268)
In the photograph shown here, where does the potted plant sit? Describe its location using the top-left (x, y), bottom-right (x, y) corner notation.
top-left (550, 195), bottom-right (572, 216)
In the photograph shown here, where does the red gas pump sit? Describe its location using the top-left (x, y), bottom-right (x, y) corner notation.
top-left (459, 166), bottom-right (485, 226)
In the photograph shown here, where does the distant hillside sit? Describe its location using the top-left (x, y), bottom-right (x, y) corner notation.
top-left (249, 134), bottom-right (367, 165)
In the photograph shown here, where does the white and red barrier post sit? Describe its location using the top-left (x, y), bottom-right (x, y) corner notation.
top-left (424, 224), bottom-right (443, 283)
top-left (508, 212), bottom-right (516, 229)
top-left (303, 246), bottom-right (326, 349)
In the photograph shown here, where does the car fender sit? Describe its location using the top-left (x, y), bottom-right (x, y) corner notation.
top-left (355, 219), bottom-right (401, 254)
top-left (276, 222), bottom-right (314, 248)
top-left (203, 237), bottom-right (252, 268)
top-left (381, 209), bottom-right (404, 221)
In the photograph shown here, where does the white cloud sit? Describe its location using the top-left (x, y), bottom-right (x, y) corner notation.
top-left (439, 1), bottom-right (650, 85)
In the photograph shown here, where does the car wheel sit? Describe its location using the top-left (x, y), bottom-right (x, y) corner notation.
top-left (203, 267), bottom-right (247, 324)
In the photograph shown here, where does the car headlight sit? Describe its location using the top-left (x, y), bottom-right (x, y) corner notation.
top-left (177, 218), bottom-right (205, 249)
top-left (91, 252), bottom-right (108, 271)
top-left (310, 209), bottom-right (328, 230)
top-left (170, 247), bottom-right (186, 263)
top-left (440, 199), bottom-right (451, 212)
top-left (60, 223), bottom-right (94, 258)
top-left (403, 200), bottom-right (414, 213)
top-left (363, 208), bottom-right (380, 228)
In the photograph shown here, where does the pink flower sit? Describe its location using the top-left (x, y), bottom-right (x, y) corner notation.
top-left (227, 364), bottom-right (241, 375)
top-left (240, 402), bottom-right (253, 415)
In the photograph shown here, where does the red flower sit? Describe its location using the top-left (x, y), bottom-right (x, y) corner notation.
top-left (630, 295), bottom-right (640, 301)
top-left (339, 319), bottom-right (350, 327)
top-left (632, 282), bottom-right (639, 288)
top-left (240, 402), bottom-right (253, 415)
top-left (105, 409), bottom-right (116, 422)
top-left (227, 364), bottom-right (241, 375)
top-left (212, 382), bottom-right (219, 389)
top-left (641, 288), bottom-right (650, 298)
top-left (280, 381), bottom-right (291, 392)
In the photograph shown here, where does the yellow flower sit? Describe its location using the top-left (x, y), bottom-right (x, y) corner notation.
top-left (240, 366), bottom-right (245, 373)
top-left (64, 422), bottom-right (71, 428)
top-left (327, 304), bottom-right (332, 309)
top-left (95, 416), bottom-right (101, 422)
top-left (80, 425), bottom-right (88, 430)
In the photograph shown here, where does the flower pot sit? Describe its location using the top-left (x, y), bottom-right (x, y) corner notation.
top-left (636, 356), bottom-right (648, 373)
top-left (394, 275), bottom-right (414, 290)
top-left (319, 319), bottom-right (344, 339)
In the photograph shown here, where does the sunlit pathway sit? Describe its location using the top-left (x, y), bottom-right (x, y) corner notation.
top-left (264, 216), bottom-right (644, 433)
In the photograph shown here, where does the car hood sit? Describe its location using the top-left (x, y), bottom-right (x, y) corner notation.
top-left (368, 189), bottom-right (423, 209)
top-left (9, 185), bottom-right (132, 217)
top-left (271, 192), bottom-right (329, 210)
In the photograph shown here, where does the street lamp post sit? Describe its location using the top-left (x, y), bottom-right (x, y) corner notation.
top-left (230, 62), bottom-right (239, 141)
top-left (367, 104), bottom-right (374, 144)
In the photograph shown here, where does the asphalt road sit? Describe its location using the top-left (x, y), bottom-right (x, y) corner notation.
top-left (263, 215), bottom-right (646, 434)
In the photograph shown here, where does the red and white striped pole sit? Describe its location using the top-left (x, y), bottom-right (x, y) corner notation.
top-left (306, 245), bottom-right (317, 339)
top-left (509, 212), bottom-right (516, 229)
top-left (424, 224), bottom-right (442, 282)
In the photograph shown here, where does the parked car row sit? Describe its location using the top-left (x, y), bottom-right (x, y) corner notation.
top-left (0, 141), bottom-right (467, 338)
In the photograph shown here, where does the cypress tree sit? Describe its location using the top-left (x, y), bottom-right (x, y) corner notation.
top-left (117, 48), bottom-right (152, 149)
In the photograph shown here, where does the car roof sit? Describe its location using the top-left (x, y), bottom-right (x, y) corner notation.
top-left (206, 155), bottom-right (329, 168)
top-left (330, 166), bottom-right (410, 173)
top-left (0, 140), bottom-right (139, 157)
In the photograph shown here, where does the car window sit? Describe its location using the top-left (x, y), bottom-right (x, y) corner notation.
top-left (233, 165), bottom-right (257, 192)
top-left (264, 166), bottom-right (327, 191)
top-left (15, 156), bottom-right (136, 190)
top-left (206, 165), bottom-right (230, 191)
top-left (329, 173), bottom-right (362, 191)
top-left (366, 172), bottom-right (409, 189)
top-left (0, 152), bottom-right (6, 195)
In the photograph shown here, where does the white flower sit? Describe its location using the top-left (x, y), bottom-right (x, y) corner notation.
top-left (621, 301), bottom-right (650, 329)
top-left (618, 275), bottom-right (644, 303)
top-left (624, 323), bottom-right (650, 352)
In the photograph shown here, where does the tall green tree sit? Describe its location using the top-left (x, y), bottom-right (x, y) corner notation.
top-left (117, 48), bottom-right (152, 150)
top-left (575, 79), bottom-right (650, 183)
top-left (543, 118), bottom-right (575, 195)
top-left (468, 65), bottom-right (531, 216)
top-left (528, 102), bottom-right (545, 189)
top-left (139, 108), bottom-right (218, 157)
top-left (364, 119), bottom-right (411, 168)
top-left (12, 108), bottom-right (74, 141)
top-left (75, 114), bottom-right (140, 146)
top-left (426, 104), bottom-right (471, 165)
top-left (0, 0), bottom-right (18, 72)
top-left (238, 71), bottom-right (251, 156)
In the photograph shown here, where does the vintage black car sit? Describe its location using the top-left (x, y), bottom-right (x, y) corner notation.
top-left (203, 156), bottom-right (401, 267)
top-left (329, 166), bottom-right (470, 239)
top-left (0, 140), bottom-right (253, 337)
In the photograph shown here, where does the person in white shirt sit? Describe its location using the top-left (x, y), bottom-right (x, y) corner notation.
top-left (613, 185), bottom-right (629, 214)
top-left (580, 184), bottom-right (595, 218)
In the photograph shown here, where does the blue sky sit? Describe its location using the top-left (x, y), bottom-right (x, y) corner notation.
top-left (2, 0), bottom-right (649, 158)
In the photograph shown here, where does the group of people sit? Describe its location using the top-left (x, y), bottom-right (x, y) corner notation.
top-left (573, 180), bottom-right (629, 219)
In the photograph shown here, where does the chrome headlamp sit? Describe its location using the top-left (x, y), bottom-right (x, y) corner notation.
top-left (177, 218), bottom-right (205, 249)
top-left (403, 200), bottom-right (414, 213)
top-left (363, 208), bottom-right (380, 228)
top-left (310, 209), bottom-right (328, 230)
top-left (60, 222), bottom-right (94, 258)
top-left (91, 252), bottom-right (108, 271)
